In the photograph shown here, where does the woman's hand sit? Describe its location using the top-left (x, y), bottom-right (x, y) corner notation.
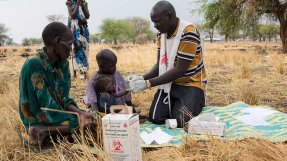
top-left (65, 104), bottom-right (95, 127)
top-left (77, 0), bottom-right (83, 5)
top-left (79, 111), bottom-right (95, 127)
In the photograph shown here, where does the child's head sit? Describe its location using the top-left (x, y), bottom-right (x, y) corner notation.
top-left (93, 75), bottom-right (114, 94)
top-left (96, 49), bottom-right (117, 74)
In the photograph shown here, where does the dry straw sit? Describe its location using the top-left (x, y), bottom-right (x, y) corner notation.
top-left (0, 42), bottom-right (287, 160)
top-left (238, 64), bottom-right (252, 79)
top-left (275, 63), bottom-right (285, 74)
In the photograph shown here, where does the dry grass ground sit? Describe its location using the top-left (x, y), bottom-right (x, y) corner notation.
top-left (0, 42), bottom-right (286, 160)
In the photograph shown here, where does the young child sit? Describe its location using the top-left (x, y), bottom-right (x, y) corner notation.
top-left (92, 75), bottom-right (130, 113)
top-left (83, 49), bottom-right (134, 113)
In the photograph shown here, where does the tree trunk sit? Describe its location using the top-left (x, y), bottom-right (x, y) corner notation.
top-left (114, 38), bottom-right (117, 45)
top-left (277, 12), bottom-right (287, 53)
top-left (133, 38), bottom-right (135, 44)
top-left (280, 22), bottom-right (287, 53)
top-left (209, 33), bottom-right (213, 43)
top-left (208, 30), bottom-right (213, 43)
top-left (225, 34), bottom-right (229, 42)
top-left (282, 35), bottom-right (287, 53)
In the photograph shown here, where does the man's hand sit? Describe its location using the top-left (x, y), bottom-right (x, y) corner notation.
top-left (126, 75), bottom-right (144, 83)
top-left (79, 112), bottom-right (95, 127)
top-left (129, 80), bottom-right (148, 93)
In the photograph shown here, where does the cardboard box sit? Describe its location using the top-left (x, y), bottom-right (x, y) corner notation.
top-left (102, 113), bottom-right (142, 161)
top-left (188, 113), bottom-right (226, 137)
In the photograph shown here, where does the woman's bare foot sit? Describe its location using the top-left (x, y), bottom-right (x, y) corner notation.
top-left (28, 126), bottom-right (47, 146)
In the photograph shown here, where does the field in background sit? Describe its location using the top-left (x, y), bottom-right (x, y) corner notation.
top-left (0, 42), bottom-right (286, 160)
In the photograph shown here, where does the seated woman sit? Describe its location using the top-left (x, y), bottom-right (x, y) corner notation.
top-left (19, 22), bottom-right (95, 146)
top-left (83, 49), bottom-right (135, 113)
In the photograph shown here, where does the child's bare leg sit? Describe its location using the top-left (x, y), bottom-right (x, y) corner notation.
top-left (28, 126), bottom-right (71, 145)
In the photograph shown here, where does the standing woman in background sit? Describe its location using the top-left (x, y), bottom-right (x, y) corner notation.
top-left (66, 0), bottom-right (90, 79)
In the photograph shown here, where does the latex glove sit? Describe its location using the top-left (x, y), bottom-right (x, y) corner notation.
top-left (129, 80), bottom-right (147, 93)
top-left (126, 75), bottom-right (144, 83)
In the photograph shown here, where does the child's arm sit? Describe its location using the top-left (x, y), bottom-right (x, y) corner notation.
top-left (110, 90), bottom-right (129, 98)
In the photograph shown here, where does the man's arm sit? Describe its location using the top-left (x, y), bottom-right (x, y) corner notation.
top-left (149, 26), bottom-right (200, 87)
top-left (149, 58), bottom-right (192, 87)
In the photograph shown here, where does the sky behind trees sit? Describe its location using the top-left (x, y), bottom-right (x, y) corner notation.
top-left (0, 0), bottom-right (199, 43)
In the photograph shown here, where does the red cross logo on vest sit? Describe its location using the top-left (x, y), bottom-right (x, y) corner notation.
top-left (161, 52), bottom-right (168, 65)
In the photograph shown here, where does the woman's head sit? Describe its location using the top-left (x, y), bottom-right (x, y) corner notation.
top-left (96, 49), bottom-right (117, 74)
top-left (42, 22), bottom-right (73, 61)
top-left (67, 0), bottom-right (85, 3)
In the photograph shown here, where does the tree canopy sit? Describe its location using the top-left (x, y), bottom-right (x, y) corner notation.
top-left (22, 37), bottom-right (43, 46)
top-left (47, 15), bottom-right (66, 23)
top-left (99, 17), bottom-right (155, 44)
top-left (99, 18), bottom-right (131, 44)
top-left (125, 17), bottom-right (154, 44)
top-left (0, 23), bottom-right (10, 46)
top-left (196, 0), bottom-right (287, 52)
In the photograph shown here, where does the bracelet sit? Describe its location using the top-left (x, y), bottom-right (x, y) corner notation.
top-left (145, 80), bottom-right (151, 89)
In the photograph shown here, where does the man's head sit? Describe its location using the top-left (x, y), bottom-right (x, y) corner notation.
top-left (150, 0), bottom-right (177, 34)
top-left (96, 49), bottom-right (117, 74)
top-left (93, 75), bottom-right (114, 94)
top-left (42, 22), bottom-right (73, 60)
